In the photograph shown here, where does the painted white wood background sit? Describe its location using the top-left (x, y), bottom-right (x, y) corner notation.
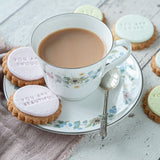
top-left (1, 0), bottom-right (160, 159)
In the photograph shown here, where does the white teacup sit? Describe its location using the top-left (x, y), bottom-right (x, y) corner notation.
top-left (31, 13), bottom-right (131, 100)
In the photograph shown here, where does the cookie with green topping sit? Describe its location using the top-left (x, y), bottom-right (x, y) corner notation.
top-left (112, 14), bottom-right (157, 50)
top-left (143, 86), bottom-right (160, 123)
top-left (74, 5), bottom-right (107, 24)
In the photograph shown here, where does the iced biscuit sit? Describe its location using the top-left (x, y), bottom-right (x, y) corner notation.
top-left (143, 86), bottom-right (160, 123)
top-left (151, 51), bottom-right (160, 76)
top-left (112, 15), bottom-right (157, 50)
top-left (74, 5), bottom-right (107, 24)
top-left (2, 47), bottom-right (45, 87)
top-left (7, 85), bottom-right (62, 125)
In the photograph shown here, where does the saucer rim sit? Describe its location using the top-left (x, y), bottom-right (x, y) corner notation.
top-left (3, 55), bottom-right (143, 135)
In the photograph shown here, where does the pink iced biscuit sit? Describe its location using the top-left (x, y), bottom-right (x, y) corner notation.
top-left (7, 47), bottom-right (43, 81)
top-left (13, 85), bottom-right (59, 117)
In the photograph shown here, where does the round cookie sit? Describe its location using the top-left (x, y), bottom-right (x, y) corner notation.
top-left (7, 85), bottom-right (62, 125)
top-left (151, 51), bottom-right (160, 76)
top-left (143, 86), bottom-right (160, 123)
top-left (112, 14), bottom-right (157, 50)
top-left (2, 47), bottom-right (45, 87)
top-left (74, 5), bottom-right (107, 24)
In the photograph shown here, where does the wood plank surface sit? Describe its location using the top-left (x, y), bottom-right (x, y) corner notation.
top-left (70, 0), bottom-right (160, 160)
top-left (0, 0), bottom-right (104, 47)
top-left (0, 0), bottom-right (30, 24)
top-left (1, 0), bottom-right (160, 159)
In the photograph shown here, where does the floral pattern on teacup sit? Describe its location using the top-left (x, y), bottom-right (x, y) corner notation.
top-left (44, 67), bottom-right (102, 89)
top-left (9, 49), bottom-right (141, 132)
top-left (45, 53), bottom-right (138, 130)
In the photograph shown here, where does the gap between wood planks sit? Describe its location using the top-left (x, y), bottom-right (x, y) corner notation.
top-left (99, 1), bottom-right (160, 70)
top-left (139, 36), bottom-right (160, 70)
top-left (1, 0), bottom-right (159, 70)
top-left (0, 0), bottom-right (31, 25)
top-left (0, 0), bottom-right (107, 26)
top-left (140, 48), bottom-right (160, 70)
top-left (97, 0), bottom-right (108, 8)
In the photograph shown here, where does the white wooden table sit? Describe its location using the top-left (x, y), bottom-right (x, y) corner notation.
top-left (1, 0), bottom-right (160, 159)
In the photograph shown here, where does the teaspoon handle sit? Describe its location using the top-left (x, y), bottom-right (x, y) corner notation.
top-left (100, 90), bottom-right (109, 140)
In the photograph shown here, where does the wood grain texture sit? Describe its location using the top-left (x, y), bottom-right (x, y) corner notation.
top-left (70, 0), bottom-right (160, 160)
top-left (0, 0), bottom-right (29, 24)
top-left (101, 0), bottom-right (160, 69)
top-left (0, 0), bottom-right (103, 47)
top-left (1, 0), bottom-right (160, 160)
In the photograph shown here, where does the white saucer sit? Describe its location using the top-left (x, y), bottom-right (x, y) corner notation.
top-left (3, 47), bottom-right (143, 135)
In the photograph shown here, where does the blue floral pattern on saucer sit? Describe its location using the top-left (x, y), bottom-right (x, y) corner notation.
top-left (3, 47), bottom-right (143, 134)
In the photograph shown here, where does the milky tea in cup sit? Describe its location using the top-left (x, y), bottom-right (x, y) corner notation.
top-left (38, 28), bottom-right (107, 68)
top-left (31, 14), bottom-right (131, 100)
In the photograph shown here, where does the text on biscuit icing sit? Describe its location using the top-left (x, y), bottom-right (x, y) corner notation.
top-left (14, 57), bottom-right (39, 66)
top-left (18, 91), bottom-right (55, 106)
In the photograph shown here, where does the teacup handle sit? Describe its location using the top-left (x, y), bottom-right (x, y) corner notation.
top-left (102, 39), bottom-right (132, 76)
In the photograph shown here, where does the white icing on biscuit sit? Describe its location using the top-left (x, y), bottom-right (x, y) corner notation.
top-left (155, 51), bottom-right (160, 68)
top-left (13, 85), bottom-right (59, 117)
top-left (7, 47), bottom-right (43, 81)
top-left (74, 5), bottom-right (103, 21)
top-left (115, 15), bottom-right (154, 43)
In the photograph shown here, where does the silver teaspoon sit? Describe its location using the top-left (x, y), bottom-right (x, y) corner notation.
top-left (100, 68), bottom-right (120, 139)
